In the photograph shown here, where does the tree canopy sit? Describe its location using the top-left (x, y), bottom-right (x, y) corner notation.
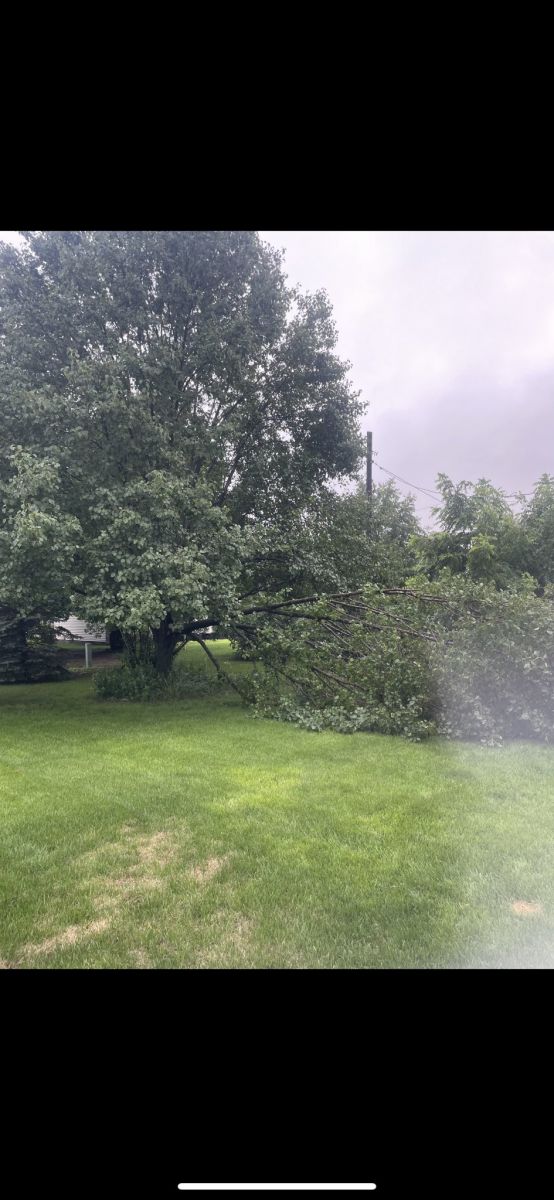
top-left (520, 474), bottom-right (554, 591)
top-left (411, 474), bottom-right (531, 587)
top-left (0, 231), bottom-right (364, 672)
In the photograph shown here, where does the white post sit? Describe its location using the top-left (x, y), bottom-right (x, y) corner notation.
top-left (85, 642), bottom-right (93, 669)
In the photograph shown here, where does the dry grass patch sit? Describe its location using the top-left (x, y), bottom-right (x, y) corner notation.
top-left (131, 948), bottom-right (153, 969)
top-left (511, 900), bottom-right (543, 916)
top-left (195, 911), bottom-right (253, 967)
top-left (23, 917), bottom-right (111, 959)
top-left (87, 827), bottom-right (179, 916)
top-left (136, 830), bottom-right (175, 868)
top-left (18, 826), bottom-right (182, 963)
top-left (189, 853), bottom-right (231, 884)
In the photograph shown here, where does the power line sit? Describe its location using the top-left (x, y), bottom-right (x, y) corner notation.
top-left (372, 461), bottom-right (441, 498)
top-left (373, 459), bottom-right (536, 503)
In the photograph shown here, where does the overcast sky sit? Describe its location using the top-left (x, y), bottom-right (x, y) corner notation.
top-left (3, 230), bottom-right (554, 525)
top-left (261, 231), bottom-right (554, 522)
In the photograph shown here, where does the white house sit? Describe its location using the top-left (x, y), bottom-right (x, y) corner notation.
top-left (55, 616), bottom-right (108, 642)
top-left (54, 617), bottom-right (215, 642)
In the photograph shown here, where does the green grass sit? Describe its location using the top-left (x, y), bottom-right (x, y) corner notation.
top-left (1, 641), bottom-right (553, 969)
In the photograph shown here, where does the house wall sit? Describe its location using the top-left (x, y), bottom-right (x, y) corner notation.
top-left (55, 616), bottom-right (108, 643)
top-left (55, 619), bottom-right (216, 643)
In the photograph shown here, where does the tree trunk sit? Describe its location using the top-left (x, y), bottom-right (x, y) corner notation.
top-left (152, 616), bottom-right (178, 675)
top-left (108, 627), bottom-right (124, 653)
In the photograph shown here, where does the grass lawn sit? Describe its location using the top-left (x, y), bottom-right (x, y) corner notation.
top-left (1, 641), bottom-right (553, 969)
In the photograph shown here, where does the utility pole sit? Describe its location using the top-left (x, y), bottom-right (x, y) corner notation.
top-left (366, 431), bottom-right (372, 497)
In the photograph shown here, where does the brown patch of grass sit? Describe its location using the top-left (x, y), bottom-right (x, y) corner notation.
top-left (77, 826), bottom-right (177, 868)
top-left (84, 826), bottom-right (180, 924)
top-left (229, 916), bottom-right (252, 953)
top-left (189, 854), bottom-right (231, 884)
top-left (23, 917), bottom-right (111, 958)
top-left (77, 839), bottom-right (127, 866)
top-left (511, 900), bottom-right (543, 916)
top-left (195, 911), bottom-right (253, 968)
top-left (136, 831), bottom-right (175, 868)
top-left (112, 875), bottom-right (164, 891)
top-left (131, 948), bottom-right (152, 969)
top-left (20, 826), bottom-right (181, 961)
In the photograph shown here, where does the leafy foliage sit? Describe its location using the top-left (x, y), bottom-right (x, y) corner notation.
top-left (0, 231), bottom-right (364, 675)
top-left (412, 475), bottom-right (530, 587)
top-left (0, 607), bottom-right (70, 684)
top-left (0, 449), bottom-right (80, 618)
top-left (520, 474), bottom-right (554, 591)
top-left (293, 479), bottom-right (421, 592)
top-left (432, 575), bottom-right (554, 743)
top-left (238, 576), bottom-right (554, 743)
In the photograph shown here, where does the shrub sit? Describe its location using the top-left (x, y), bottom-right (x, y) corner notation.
top-left (94, 662), bottom-right (224, 702)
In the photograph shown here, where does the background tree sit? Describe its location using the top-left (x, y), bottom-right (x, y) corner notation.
top-left (519, 474), bottom-right (554, 592)
top-left (0, 231), bottom-right (365, 675)
top-left (412, 474), bottom-right (530, 587)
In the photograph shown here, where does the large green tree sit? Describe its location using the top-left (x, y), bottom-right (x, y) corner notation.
top-left (0, 231), bottom-right (364, 674)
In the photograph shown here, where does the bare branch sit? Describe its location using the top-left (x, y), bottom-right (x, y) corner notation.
top-left (189, 634), bottom-right (244, 696)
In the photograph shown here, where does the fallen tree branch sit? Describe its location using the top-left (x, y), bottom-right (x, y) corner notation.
top-left (307, 662), bottom-right (368, 699)
top-left (189, 634), bottom-right (244, 697)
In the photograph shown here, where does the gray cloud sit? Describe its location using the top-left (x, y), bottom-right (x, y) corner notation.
top-left (262, 231), bottom-right (554, 521)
